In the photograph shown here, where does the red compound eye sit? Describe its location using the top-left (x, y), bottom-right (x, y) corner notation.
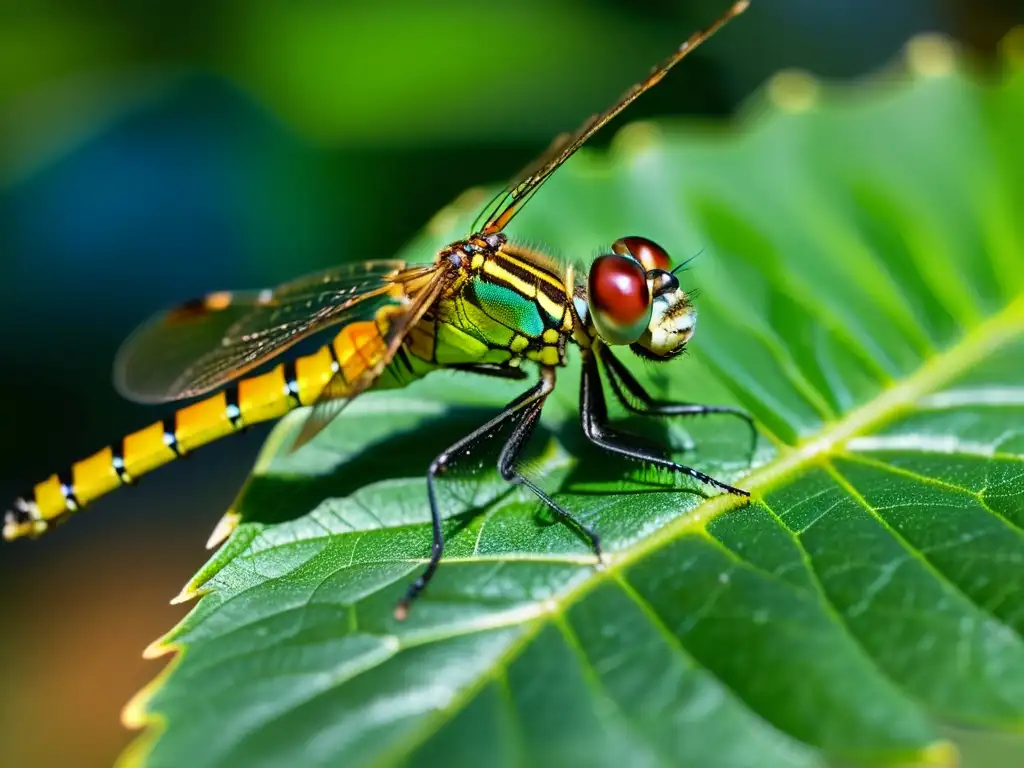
top-left (587, 254), bottom-right (652, 345)
top-left (612, 236), bottom-right (672, 273)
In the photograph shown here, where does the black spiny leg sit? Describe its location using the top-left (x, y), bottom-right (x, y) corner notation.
top-left (498, 395), bottom-right (602, 558)
top-left (447, 362), bottom-right (529, 380)
top-left (395, 369), bottom-right (555, 620)
top-left (598, 345), bottom-right (758, 459)
top-left (581, 350), bottom-right (749, 497)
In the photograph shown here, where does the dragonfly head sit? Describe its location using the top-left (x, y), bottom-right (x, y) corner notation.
top-left (586, 236), bottom-right (695, 361)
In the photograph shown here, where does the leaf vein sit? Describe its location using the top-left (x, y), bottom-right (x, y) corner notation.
top-left (826, 462), bottom-right (1024, 647)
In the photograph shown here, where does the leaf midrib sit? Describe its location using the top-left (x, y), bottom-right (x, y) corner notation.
top-left (373, 294), bottom-right (1024, 766)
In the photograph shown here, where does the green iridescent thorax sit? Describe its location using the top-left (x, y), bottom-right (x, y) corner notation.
top-left (424, 244), bottom-right (574, 370)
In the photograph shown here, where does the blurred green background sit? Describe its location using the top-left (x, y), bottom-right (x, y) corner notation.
top-left (0, 1), bottom-right (1019, 766)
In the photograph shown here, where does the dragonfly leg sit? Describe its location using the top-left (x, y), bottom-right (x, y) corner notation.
top-left (394, 369), bottom-right (555, 620)
top-left (497, 394), bottom-right (602, 558)
top-left (581, 350), bottom-right (749, 497)
top-left (446, 362), bottom-right (529, 380)
top-left (598, 344), bottom-right (758, 459)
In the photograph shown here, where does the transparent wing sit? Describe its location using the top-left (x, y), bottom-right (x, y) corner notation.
top-left (476, 1), bottom-right (748, 236)
top-left (290, 265), bottom-right (448, 450)
top-left (114, 260), bottom-right (416, 403)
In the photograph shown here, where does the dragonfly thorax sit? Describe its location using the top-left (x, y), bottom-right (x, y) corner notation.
top-left (421, 234), bottom-right (573, 371)
top-left (441, 232), bottom-right (508, 273)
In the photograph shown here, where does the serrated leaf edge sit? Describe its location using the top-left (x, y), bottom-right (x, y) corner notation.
top-left (121, 280), bottom-right (1023, 768)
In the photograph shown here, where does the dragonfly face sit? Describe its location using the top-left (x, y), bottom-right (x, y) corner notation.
top-left (5, 2), bottom-right (755, 620)
top-left (585, 236), bottom-right (695, 361)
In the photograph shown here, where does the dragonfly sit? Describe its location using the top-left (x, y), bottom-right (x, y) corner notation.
top-left (4, 1), bottom-right (754, 619)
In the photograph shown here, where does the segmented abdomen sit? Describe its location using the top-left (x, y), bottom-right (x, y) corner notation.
top-left (3, 319), bottom-right (416, 542)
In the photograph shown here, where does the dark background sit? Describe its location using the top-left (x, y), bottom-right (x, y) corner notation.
top-left (1, 1), bottom-right (1020, 765)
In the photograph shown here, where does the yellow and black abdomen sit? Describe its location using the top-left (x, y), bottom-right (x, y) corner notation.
top-left (2, 319), bottom-right (413, 542)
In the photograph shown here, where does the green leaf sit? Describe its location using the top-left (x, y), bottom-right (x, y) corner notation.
top-left (123, 39), bottom-right (1024, 768)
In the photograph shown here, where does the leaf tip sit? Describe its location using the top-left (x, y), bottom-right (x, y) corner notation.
top-left (169, 582), bottom-right (200, 605)
top-left (142, 637), bottom-right (175, 660)
top-left (905, 33), bottom-right (957, 79)
top-left (205, 511), bottom-right (241, 550)
top-left (119, 648), bottom-right (179, 765)
top-left (766, 69), bottom-right (820, 114)
top-left (121, 691), bottom-right (150, 730)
